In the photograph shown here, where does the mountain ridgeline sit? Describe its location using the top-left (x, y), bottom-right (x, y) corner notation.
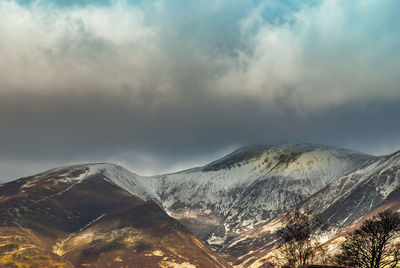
top-left (1, 143), bottom-right (400, 267)
top-left (147, 144), bottom-right (373, 248)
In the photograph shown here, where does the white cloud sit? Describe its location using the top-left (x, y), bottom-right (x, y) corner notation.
top-left (2, 0), bottom-right (399, 115)
top-left (217, 0), bottom-right (400, 114)
top-left (0, 1), bottom-right (171, 105)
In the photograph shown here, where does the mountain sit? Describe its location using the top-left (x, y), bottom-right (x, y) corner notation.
top-left (225, 150), bottom-right (400, 267)
top-left (145, 143), bottom-right (373, 248)
top-left (0, 164), bottom-right (230, 268)
top-left (0, 143), bottom-right (385, 267)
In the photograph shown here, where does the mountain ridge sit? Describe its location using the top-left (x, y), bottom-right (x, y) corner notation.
top-left (11, 143), bottom-right (373, 250)
top-left (3, 142), bottom-right (396, 267)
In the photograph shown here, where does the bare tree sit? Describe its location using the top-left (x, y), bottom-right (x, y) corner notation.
top-left (277, 209), bottom-right (321, 267)
top-left (335, 209), bottom-right (400, 268)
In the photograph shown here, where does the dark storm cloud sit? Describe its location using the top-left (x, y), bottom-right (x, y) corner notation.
top-left (1, 0), bottom-right (400, 180)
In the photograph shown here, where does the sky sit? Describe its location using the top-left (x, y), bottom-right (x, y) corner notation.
top-left (1, 0), bottom-right (400, 181)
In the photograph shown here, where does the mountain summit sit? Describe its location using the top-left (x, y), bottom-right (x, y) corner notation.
top-left (146, 143), bottom-right (374, 247)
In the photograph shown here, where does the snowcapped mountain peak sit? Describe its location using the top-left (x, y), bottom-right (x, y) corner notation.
top-left (20, 162), bottom-right (159, 201)
top-left (87, 162), bottom-right (138, 175)
top-left (31, 162), bottom-right (134, 180)
top-left (202, 143), bottom-right (371, 183)
top-left (144, 143), bottom-right (375, 247)
top-left (88, 163), bottom-right (159, 201)
top-left (201, 145), bottom-right (269, 172)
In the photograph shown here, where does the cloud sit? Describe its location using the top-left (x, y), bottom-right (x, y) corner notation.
top-left (217, 0), bottom-right (400, 113)
top-left (1, 0), bottom-right (400, 180)
top-left (3, 0), bottom-right (399, 110)
top-left (0, 1), bottom-right (164, 98)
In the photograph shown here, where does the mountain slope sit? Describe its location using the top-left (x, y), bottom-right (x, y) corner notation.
top-left (226, 150), bottom-right (400, 267)
top-left (0, 164), bottom-right (230, 268)
top-left (146, 143), bottom-right (373, 248)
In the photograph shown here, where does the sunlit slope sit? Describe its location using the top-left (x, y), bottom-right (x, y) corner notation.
top-left (226, 150), bottom-right (400, 267)
top-left (0, 164), bottom-right (230, 268)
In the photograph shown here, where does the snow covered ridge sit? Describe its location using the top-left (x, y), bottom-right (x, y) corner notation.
top-left (25, 163), bottom-right (160, 202)
top-left (146, 144), bottom-right (375, 247)
top-left (28, 143), bottom-right (374, 248)
top-left (11, 144), bottom-right (400, 267)
top-left (299, 148), bottom-right (400, 228)
top-left (19, 143), bottom-right (377, 250)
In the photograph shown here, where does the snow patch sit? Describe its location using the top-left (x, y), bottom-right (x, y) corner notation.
top-left (207, 233), bottom-right (226, 246)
